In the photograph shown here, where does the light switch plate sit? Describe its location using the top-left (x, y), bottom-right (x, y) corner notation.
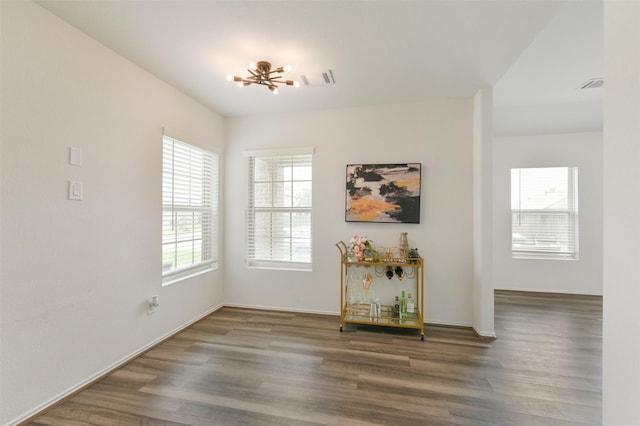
top-left (68, 180), bottom-right (83, 201)
top-left (69, 147), bottom-right (82, 166)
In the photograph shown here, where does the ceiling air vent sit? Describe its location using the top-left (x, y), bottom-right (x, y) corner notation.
top-left (579, 78), bottom-right (604, 89)
top-left (299, 69), bottom-right (336, 86)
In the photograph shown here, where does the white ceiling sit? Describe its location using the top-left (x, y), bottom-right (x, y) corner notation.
top-left (495, 0), bottom-right (603, 107)
top-left (36, 0), bottom-right (602, 123)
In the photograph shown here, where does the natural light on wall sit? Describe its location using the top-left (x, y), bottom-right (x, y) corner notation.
top-left (511, 166), bottom-right (578, 260)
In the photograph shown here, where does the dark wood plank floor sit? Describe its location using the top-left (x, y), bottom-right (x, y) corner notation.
top-left (28, 291), bottom-right (602, 425)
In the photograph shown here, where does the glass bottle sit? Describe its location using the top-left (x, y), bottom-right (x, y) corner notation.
top-left (407, 292), bottom-right (415, 314)
top-left (370, 297), bottom-right (380, 321)
top-left (399, 232), bottom-right (409, 258)
top-left (385, 265), bottom-right (394, 279)
top-left (393, 296), bottom-right (400, 319)
top-left (368, 278), bottom-right (377, 303)
top-left (346, 267), bottom-right (358, 307)
top-left (408, 248), bottom-right (419, 264)
top-left (400, 290), bottom-right (408, 319)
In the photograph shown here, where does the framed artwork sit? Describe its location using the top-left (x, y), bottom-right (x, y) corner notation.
top-left (345, 163), bottom-right (421, 223)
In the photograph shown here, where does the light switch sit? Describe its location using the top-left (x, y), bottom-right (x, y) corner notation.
top-left (69, 147), bottom-right (82, 166)
top-left (68, 180), bottom-right (83, 201)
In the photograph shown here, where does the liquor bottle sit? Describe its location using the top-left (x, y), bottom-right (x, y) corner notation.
top-left (393, 296), bottom-right (400, 318)
top-left (408, 248), bottom-right (419, 264)
top-left (400, 291), bottom-right (408, 319)
top-left (407, 292), bottom-right (415, 314)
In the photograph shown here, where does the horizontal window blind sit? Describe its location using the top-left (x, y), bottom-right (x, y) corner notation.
top-left (511, 167), bottom-right (578, 259)
top-left (247, 152), bottom-right (312, 269)
top-left (162, 135), bottom-right (218, 279)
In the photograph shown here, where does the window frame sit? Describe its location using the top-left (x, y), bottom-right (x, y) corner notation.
top-left (245, 147), bottom-right (314, 271)
top-left (511, 166), bottom-right (579, 260)
top-left (162, 135), bottom-right (218, 285)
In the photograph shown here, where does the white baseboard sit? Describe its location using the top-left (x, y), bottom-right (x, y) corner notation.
top-left (425, 318), bottom-right (472, 328)
top-left (225, 304), bottom-right (478, 332)
top-left (9, 304), bottom-right (223, 426)
top-left (472, 328), bottom-right (498, 339)
top-left (495, 287), bottom-right (603, 296)
top-left (224, 303), bottom-right (339, 317)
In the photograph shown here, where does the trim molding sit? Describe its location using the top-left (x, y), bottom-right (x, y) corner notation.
top-left (14, 304), bottom-right (224, 426)
top-left (224, 303), bottom-right (337, 317)
top-left (227, 305), bottom-right (496, 341)
top-left (472, 326), bottom-right (498, 341)
top-left (495, 286), bottom-right (602, 296)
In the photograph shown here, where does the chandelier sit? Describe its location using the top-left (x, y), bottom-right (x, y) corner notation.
top-left (227, 61), bottom-right (299, 94)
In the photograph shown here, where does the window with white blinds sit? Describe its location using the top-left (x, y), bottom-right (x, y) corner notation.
top-left (511, 166), bottom-right (578, 260)
top-left (162, 135), bottom-right (218, 284)
top-left (246, 149), bottom-right (313, 270)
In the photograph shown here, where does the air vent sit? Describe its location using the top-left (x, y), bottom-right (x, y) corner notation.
top-left (579, 78), bottom-right (604, 89)
top-left (299, 70), bottom-right (336, 86)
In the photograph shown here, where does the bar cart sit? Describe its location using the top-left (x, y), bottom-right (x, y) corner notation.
top-left (336, 241), bottom-right (425, 340)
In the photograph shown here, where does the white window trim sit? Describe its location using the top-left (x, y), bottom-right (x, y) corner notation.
top-left (247, 260), bottom-right (313, 272)
top-left (162, 135), bottom-right (218, 285)
top-left (245, 147), bottom-right (314, 271)
top-left (243, 146), bottom-right (315, 158)
top-left (511, 166), bottom-right (579, 261)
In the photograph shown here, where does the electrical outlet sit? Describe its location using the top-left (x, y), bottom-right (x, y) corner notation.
top-left (148, 296), bottom-right (159, 315)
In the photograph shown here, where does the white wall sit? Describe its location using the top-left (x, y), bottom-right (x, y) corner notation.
top-left (603, 1), bottom-right (640, 423)
top-left (0, 2), bottom-right (225, 424)
top-left (493, 132), bottom-right (603, 295)
top-left (224, 100), bottom-right (475, 328)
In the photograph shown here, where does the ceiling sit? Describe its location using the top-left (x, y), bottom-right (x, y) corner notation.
top-left (36, 0), bottom-right (603, 122)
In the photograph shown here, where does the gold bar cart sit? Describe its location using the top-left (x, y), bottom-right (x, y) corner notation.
top-left (336, 241), bottom-right (425, 340)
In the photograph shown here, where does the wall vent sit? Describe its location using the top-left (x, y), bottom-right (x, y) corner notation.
top-left (579, 78), bottom-right (604, 89)
top-left (299, 69), bottom-right (336, 86)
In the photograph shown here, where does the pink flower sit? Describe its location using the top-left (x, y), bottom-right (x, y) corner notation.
top-left (348, 234), bottom-right (373, 260)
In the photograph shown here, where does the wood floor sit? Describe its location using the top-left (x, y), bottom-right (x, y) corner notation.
top-left (28, 291), bottom-right (602, 426)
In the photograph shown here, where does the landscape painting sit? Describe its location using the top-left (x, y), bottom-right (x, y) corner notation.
top-left (345, 163), bottom-right (421, 223)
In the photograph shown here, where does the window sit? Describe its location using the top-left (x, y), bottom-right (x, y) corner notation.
top-left (246, 148), bottom-right (313, 270)
top-left (162, 135), bottom-right (218, 284)
top-left (511, 167), bottom-right (578, 260)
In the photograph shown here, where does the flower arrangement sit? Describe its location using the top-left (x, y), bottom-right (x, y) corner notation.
top-left (348, 235), bottom-right (375, 261)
